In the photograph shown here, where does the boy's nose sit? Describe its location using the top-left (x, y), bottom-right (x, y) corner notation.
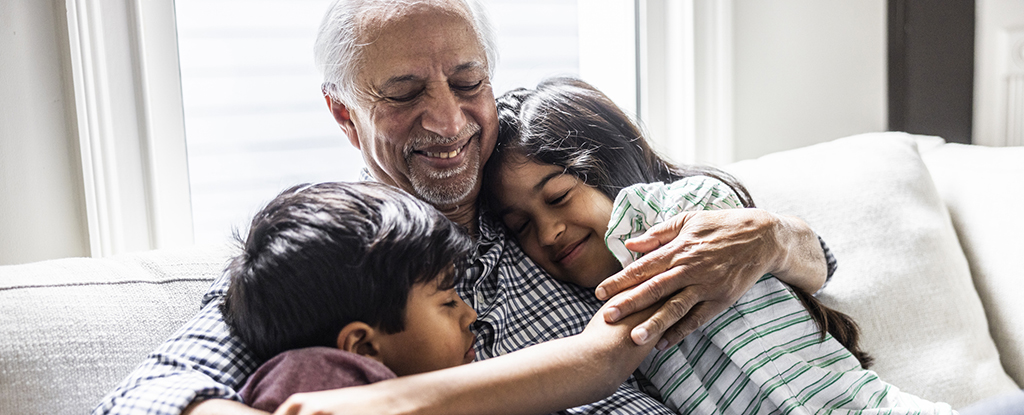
top-left (459, 296), bottom-right (477, 327)
top-left (464, 307), bottom-right (478, 330)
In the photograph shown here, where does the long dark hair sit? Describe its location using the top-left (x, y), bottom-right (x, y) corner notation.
top-left (484, 77), bottom-right (871, 368)
top-left (484, 77), bottom-right (754, 208)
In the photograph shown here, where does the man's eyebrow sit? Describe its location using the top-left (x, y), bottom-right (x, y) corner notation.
top-left (377, 61), bottom-right (484, 91)
top-left (452, 61), bottom-right (486, 74)
top-left (379, 74), bottom-right (420, 90)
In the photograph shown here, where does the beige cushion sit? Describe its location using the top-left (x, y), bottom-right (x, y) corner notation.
top-left (723, 132), bottom-right (1019, 408)
top-left (918, 139), bottom-right (1024, 388)
top-left (0, 245), bottom-right (228, 414)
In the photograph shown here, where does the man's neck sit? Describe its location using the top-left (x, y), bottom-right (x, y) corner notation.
top-left (441, 203), bottom-right (479, 237)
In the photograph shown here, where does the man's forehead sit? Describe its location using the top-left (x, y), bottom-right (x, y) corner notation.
top-left (356, 1), bottom-right (475, 46)
top-left (358, 9), bottom-right (488, 85)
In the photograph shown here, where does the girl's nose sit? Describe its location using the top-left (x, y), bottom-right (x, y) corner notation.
top-left (537, 216), bottom-right (565, 246)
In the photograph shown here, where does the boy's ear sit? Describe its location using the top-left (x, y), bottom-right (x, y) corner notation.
top-left (337, 322), bottom-right (382, 360)
top-left (324, 95), bottom-right (361, 150)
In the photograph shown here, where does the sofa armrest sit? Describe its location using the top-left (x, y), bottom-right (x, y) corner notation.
top-left (0, 245), bottom-right (229, 414)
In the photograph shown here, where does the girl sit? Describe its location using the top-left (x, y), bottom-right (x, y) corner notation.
top-left (483, 77), bottom-right (955, 414)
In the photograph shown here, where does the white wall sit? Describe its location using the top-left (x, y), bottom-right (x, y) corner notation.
top-left (0, 0), bottom-right (90, 265)
top-left (732, 0), bottom-right (887, 161)
top-left (974, 0), bottom-right (1024, 147)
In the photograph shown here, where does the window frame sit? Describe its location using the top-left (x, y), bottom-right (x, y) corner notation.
top-left (65, 0), bottom-right (193, 256)
top-left (65, 0), bottom-right (733, 255)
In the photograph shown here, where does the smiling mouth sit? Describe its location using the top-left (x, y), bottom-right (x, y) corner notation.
top-left (422, 144), bottom-right (466, 159)
top-left (555, 234), bottom-right (589, 264)
top-left (412, 132), bottom-right (476, 160)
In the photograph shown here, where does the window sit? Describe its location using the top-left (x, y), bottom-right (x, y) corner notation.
top-left (62, 0), bottom-right (704, 256)
top-left (175, 0), bottom-right (635, 245)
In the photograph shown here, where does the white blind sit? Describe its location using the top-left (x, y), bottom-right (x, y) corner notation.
top-left (176, 0), bottom-right (581, 245)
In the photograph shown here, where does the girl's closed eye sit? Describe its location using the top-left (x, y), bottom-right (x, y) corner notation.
top-left (548, 189), bottom-right (570, 205)
top-left (513, 219), bottom-right (530, 235)
top-left (491, 157), bottom-right (621, 288)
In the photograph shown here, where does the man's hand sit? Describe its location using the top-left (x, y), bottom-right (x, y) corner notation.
top-left (595, 209), bottom-right (827, 350)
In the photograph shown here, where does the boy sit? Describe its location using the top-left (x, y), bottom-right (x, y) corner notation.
top-left (220, 181), bottom-right (478, 412)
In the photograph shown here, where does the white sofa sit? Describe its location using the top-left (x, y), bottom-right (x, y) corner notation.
top-left (1, 132), bottom-right (1021, 413)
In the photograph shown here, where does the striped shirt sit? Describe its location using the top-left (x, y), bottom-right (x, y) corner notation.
top-left (606, 177), bottom-right (956, 415)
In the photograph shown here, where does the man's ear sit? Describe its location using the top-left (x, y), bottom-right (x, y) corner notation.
top-left (325, 95), bottom-right (361, 150)
top-left (336, 322), bottom-right (382, 361)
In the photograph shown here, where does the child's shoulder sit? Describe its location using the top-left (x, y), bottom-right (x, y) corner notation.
top-left (617, 175), bottom-right (729, 195)
top-left (614, 175), bottom-right (742, 214)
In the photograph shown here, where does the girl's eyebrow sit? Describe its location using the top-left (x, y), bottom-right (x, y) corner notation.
top-left (495, 170), bottom-right (564, 217)
top-left (533, 171), bottom-right (562, 192)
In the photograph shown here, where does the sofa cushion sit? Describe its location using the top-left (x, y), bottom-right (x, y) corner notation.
top-left (918, 139), bottom-right (1024, 388)
top-left (723, 132), bottom-right (1019, 408)
top-left (0, 245), bottom-right (229, 414)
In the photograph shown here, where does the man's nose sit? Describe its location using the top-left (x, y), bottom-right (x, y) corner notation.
top-left (421, 86), bottom-right (467, 138)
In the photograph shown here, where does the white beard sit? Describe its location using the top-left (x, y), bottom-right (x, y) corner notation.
top-left (404, 122), bottom-right (482, 207)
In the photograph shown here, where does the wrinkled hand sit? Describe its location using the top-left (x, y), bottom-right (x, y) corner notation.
top-left (595, 209), bottom-right (782, 350)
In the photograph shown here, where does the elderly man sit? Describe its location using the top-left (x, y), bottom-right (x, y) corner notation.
top-left (95, 1), bottom-right (831, 414)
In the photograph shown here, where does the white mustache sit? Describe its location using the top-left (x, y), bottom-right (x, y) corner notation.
top-left (405, 122), bottom-right (482, 156)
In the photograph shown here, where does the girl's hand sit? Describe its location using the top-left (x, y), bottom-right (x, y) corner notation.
top-left (594, 209), bottom-right (826, 350)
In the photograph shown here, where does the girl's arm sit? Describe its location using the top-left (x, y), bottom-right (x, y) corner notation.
top-left (273, 297), bottom-right (660, 415)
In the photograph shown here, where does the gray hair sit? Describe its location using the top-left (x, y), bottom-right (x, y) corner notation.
top-left (314, 0), bottom-right (498, 106)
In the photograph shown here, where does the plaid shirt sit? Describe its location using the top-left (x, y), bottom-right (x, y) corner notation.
top-left (94, 202), bottom-right (836, 415)
top-left (94, 212), bottom-right (672, 414)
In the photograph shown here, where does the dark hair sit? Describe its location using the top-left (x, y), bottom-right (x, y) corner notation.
top-left (485, 77), bottom-right (871, 368)
top-left (483, 77), bottom-right (754, 209)
top-left (221, 181), bottom-right (475, 361)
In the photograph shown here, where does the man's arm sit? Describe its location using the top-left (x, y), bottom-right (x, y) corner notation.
top-left (93, 276), bottom-right (260, 415)
top-left (596, 208), bottom-right (831, 350)
top-left (272, 297), bottom-right (661, 415)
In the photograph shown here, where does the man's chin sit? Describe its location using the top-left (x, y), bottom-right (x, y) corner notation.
top-left (408, 157), bottom-right (480, 208)
top-left (411, 177), bottom-right (477, 208)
